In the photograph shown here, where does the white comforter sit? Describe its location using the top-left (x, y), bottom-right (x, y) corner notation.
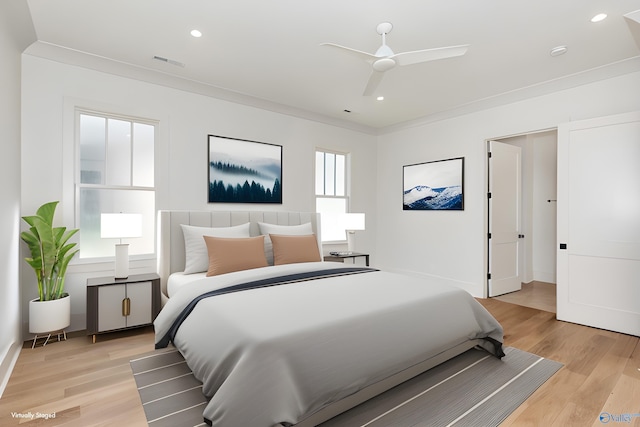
top-left (154, 262), bottom-right (503, 426)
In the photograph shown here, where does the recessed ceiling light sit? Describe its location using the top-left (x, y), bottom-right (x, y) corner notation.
top-left (190, 29), bottom-right (202, 38)
top-left (550, 46), bottom-right (568, 57)
top-left (591, 13), bottom-right (607, 23)
top-left (376, 96), bottom-right (384, 101)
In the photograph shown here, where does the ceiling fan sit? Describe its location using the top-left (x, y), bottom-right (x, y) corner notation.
top-left (321, 22), bottom-right (469, 96)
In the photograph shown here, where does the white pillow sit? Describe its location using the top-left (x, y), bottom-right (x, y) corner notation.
top-left (181, 223), bottom-right (251, 274)
top-left (258, 222), bottom-right (314, 265)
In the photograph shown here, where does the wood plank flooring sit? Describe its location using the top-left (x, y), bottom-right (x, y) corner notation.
top-left (0, 328), bottom-right (153, 427)
top-left (0, 300), bottom-right (638, 427)
top-left (493, 281), bottom-right (557, 313)
top-left (479, 298), bottom-right (640, 427)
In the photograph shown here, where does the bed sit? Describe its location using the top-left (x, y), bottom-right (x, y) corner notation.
top-left (153, 210), bottom-right (504, 427)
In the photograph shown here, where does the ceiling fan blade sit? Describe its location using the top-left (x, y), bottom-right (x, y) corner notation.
top-left (320, 43), bottom-right (378, 62)
top-left (393, 44), bottom-right (469, 66)
top-left (363, 71), bottom-right (385, 96)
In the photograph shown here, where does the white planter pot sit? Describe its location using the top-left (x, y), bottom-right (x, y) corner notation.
top-left (29, 295), bottom-right (71, 334)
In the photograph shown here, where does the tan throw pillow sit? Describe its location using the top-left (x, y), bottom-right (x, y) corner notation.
top-left (181, 223), bottom-right (251, 274)
top-left (204, 236), bottom-right (268, 276)
top-left (258, 222), bottom-right (314, 265)
top-left (270, 234), bottom-right (321, 265)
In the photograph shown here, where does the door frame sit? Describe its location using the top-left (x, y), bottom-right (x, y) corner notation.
top-left (484, 128), bottom-right (556, 298)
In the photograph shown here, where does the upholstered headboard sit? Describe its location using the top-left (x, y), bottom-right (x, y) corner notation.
top-left (156, 210), bottom-right (322, 300)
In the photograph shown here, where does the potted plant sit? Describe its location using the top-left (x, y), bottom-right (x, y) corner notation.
top-left (21, 201), bottom-right (79, 334)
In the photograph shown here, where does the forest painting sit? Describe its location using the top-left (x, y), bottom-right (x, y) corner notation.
top-left (208, 135), bottom-right (282, 203)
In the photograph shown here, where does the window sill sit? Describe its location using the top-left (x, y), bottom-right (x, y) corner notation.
top-left (68, 256), bottom-right (156, 274)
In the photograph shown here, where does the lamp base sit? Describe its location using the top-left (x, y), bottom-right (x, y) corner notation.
top-left (347, 231), bottom-right (356, 252)
top-left (114, 243), bottom-right (129, 279)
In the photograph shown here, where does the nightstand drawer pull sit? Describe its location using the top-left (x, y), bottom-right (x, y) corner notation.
top-left (122, 298), bottom-right (131, 317)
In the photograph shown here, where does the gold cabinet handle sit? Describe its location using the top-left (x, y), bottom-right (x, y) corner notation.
top-left (122, 297), bottom-right (131, 316)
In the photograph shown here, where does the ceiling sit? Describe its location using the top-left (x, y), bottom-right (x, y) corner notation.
top-left (25, 0), bottom-right (640, 133)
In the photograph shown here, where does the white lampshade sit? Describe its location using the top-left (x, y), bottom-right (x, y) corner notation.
top-left (320, 212), bottom-right (366, 242)
top-left (100, 213), bottom-right (143, 239)
top-left (101, 213), bottom-right (142, 279)
top-left (343, 213), bottom-right (365, 231)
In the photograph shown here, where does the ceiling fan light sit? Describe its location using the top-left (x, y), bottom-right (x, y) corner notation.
top-left (373, 58), bottom-right (396, 72)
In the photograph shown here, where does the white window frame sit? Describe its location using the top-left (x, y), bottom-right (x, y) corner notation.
top-left (75, 108), bottom-right (157, 260)
top-left (315, 148), bottom-right (350, 243)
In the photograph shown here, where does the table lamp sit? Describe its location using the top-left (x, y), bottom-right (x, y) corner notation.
top-left (343, 213), bottom-right (365, 252)
top-left (101, 213), bottom-right (142, 278)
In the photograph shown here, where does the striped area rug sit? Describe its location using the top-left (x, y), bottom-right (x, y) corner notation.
top-left (130, 346), bottom-right (562, 427)
top-left (130, 347), bottom-right (207, 427)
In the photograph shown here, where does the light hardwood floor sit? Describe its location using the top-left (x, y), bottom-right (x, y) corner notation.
top-left (0, 300), bottom-right (638, 427)
top-left (493, 281), bottom-right (557, 313)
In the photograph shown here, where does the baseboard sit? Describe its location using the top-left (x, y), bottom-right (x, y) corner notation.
top-left (0, 342), bottom-right (22, 398)
top-left (533, 270), bottom-right (556, 284)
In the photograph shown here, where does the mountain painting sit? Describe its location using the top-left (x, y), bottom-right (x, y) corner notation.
top-left (208, 135), bottom-right (282, 203)
top-left (403, 157), bottom-right (464, 210)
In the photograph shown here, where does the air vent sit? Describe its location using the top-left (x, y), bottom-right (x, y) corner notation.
top-left (153, 56), bottom-right (185, 68)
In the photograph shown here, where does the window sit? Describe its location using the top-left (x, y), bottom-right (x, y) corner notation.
top-left (315, 149), bottom-right (349, 241)
top-left (76, 110), bottom-right (156, 259)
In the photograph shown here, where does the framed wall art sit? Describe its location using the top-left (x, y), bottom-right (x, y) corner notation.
top-left (403, 157), bottom-right (464, 210)
top-left (208, 135), bottom-right (282, 203)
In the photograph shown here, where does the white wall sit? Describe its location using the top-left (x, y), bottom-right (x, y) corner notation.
top-left (0, 2), bottom-right (36, 396)
top-left (20, 55), bottom-right (378, 337)
top-left (376, 70), bottom-right (640, 297)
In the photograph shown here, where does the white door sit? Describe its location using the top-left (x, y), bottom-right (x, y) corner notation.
top-left (557, 112), bottom-right (640, 336)
top-left (488, 141), bottom-right (522, 297)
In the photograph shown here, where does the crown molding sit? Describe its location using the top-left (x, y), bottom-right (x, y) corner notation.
top-left (23, 41), bottom-right (640, 137)
top-left (379, 56), bottom-right (640, 135)
top-left (23, 41), bottom-right (378, 136)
